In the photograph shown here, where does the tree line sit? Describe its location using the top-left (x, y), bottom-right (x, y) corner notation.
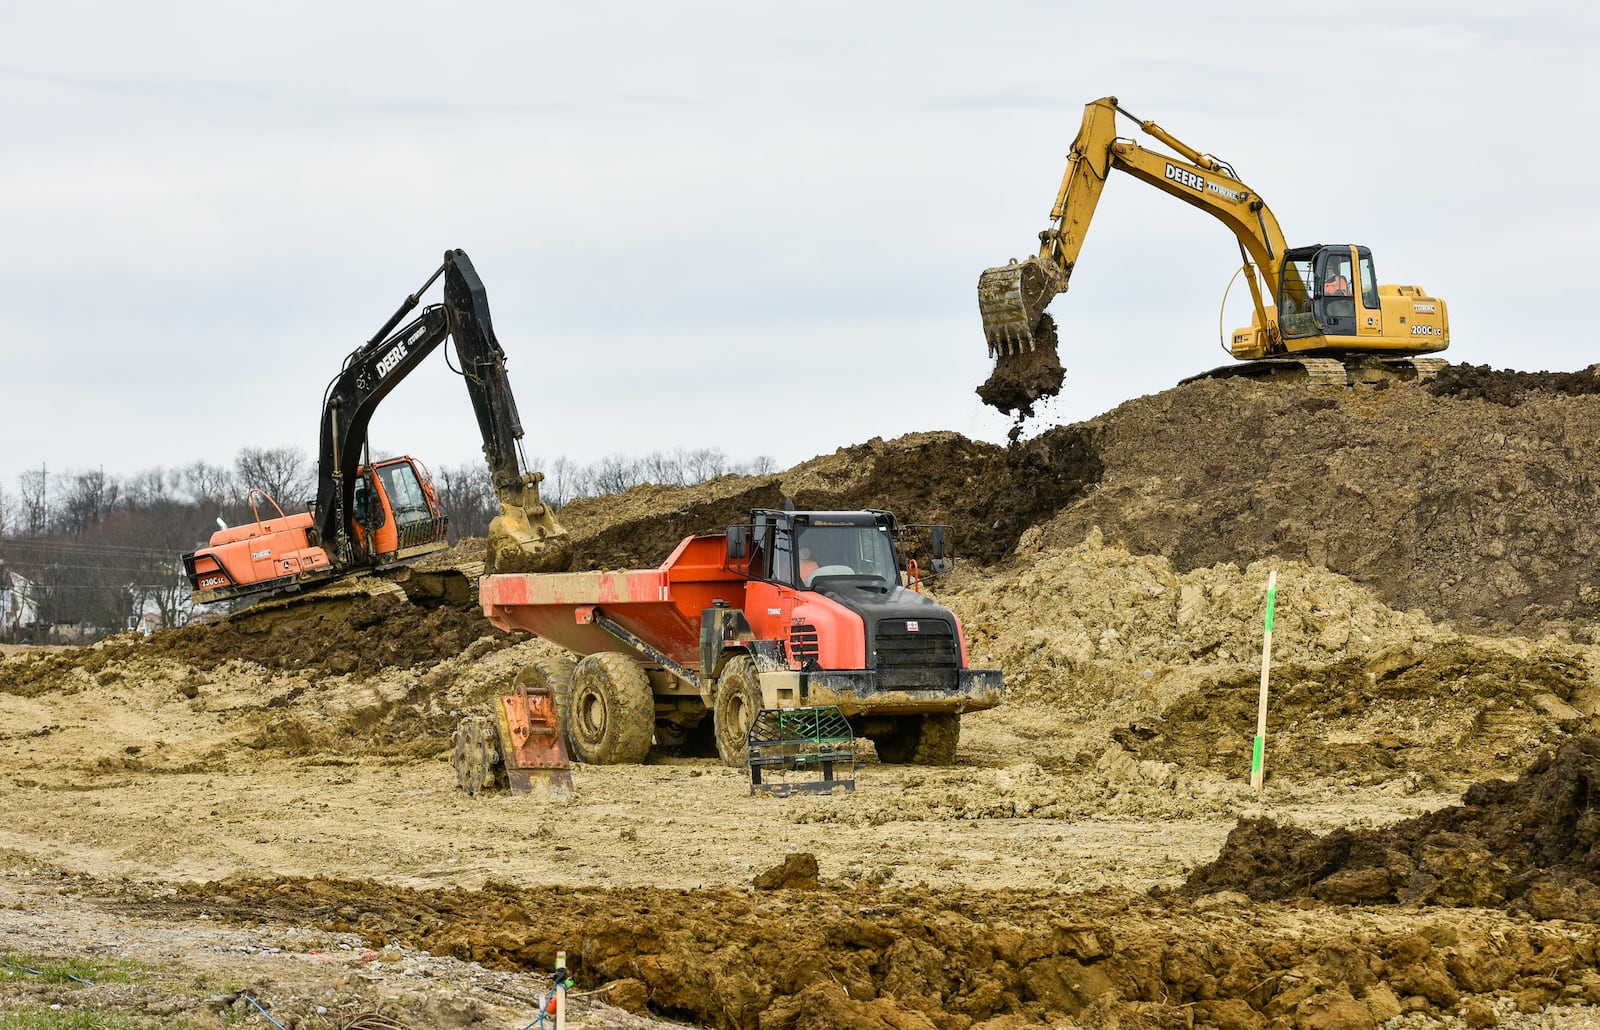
top-left (0, 445), bottom-right (775, 640)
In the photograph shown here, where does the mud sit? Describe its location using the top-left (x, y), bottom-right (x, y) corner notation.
top-left (1428, 362), bottom-right (1600, 406)
top-left (1186, 734), bottom-right (1600, 923)
top-left (975, 313), bottom-right (1067, 430)
top-left (119, 872), bottom-right (1600, 1030)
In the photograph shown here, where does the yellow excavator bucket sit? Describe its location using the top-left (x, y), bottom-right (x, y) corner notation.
top-left (486, 474), bottom-right (573, 574)
top-left (978, 256), bottom-right (1064, 356)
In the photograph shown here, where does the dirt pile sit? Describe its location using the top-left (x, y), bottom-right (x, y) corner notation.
top-left (554, 429), bottom-right (1100, 571)
top-left (536, 364), bottom-right (1600, 636)
top-left (1186, 734), bottom-right (1600, 923)
top-left (932, 531), bottom-right (1598, 792)
top-left (0, 591), bottom-right (524, 693)
top-left (1030, 370), bottom-right (1600, 635)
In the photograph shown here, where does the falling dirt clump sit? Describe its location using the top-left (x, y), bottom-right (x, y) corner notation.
top-left (1185, 734), bottom-right (1600, 919)
top-left (976, 313), bottom-right (1066, 425)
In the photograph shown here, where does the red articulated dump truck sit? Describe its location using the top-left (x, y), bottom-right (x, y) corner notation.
top-left (451, 507), bottom-right (1003, 791)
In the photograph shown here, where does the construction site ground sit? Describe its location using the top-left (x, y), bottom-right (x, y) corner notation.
top-left (5, 364), bottom-right (1600, 1029)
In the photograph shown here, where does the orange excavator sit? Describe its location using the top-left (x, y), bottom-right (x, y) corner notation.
top-left (182, 249), bottom-right (570, 606)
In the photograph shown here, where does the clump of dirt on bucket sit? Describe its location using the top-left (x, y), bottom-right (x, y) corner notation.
top-left (976, 313), bottom-right (1066, 427)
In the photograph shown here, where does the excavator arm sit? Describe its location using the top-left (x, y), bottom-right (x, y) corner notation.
top-left (979, 96), bottom-right (1289, 357)
top-left (315, 249), bottom-right (570, 574)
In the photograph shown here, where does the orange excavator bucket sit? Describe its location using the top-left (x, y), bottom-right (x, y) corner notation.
top-left (978, 255), bottom-right (1064, 356)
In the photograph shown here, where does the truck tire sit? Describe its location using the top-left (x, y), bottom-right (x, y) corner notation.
top-left (567, 653), bottom-right (654, 765)
top-left (872, 714), bottom-right (960, 766)
top-left (515, 656), bottom-right (577, 755)
top-left (712, 655), bottom-right (763, 768)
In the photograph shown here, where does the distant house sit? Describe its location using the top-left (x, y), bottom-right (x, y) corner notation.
top-left (0, 562), bottom-right (40, 640)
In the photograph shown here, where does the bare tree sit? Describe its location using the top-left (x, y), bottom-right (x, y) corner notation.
top-left (18, 465), bottom-right (49, 535)
top-left (685, 448), bottom-right (730, 482)
top-left (124, 467), bottom-right (180, 509)
top-left (590, 454), bottom-right (643, 496)
top-left (234, 447), bottom-right (312, 510)
top-left (57, 468), bottom-right (121, 536)
top-left (435, 462), bottom-right (498, 543)
top-left (182, 461), bottom-right (236, 508)
top-left (543, 456), bottom-right (581, 509)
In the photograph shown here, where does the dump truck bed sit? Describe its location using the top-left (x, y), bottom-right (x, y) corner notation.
top-left (480, 534), bottom-right (743, 670)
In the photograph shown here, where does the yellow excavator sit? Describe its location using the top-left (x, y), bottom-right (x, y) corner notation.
top-left (978, 96), bottom-right (1450, 389)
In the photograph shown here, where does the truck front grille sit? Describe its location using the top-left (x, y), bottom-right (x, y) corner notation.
top-left (874, 618), bottom-right (958, 673)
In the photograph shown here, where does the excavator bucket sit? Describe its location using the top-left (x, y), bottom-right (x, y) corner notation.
top-left (486, 476), bottom-right (573, 575)
top-left (978, 256), bottom-right (1064, 356)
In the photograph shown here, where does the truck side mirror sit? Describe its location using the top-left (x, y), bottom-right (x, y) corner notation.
top-left (726, 525), bottom-right (749, 560)
top-left (930, 525), bottom-right (951, 575)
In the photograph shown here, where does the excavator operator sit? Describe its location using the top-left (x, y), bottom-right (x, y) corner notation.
top-left (1323, 266), bottom-right (1352, 297)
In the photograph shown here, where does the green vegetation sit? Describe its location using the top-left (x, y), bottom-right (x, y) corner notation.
top-left (1, 954), bottom-right (139, 987)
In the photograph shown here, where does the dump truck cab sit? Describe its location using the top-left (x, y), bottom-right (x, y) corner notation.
top-left (714, 508), bottom-right (1003, 764)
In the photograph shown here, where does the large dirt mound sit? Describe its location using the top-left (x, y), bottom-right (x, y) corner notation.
top-left (540, 364), bottom-right (1600, 637)
top-left (1185, 734), bottom-right (1600, 921)
top-left (1031, 369), bottom-right (1600, 635)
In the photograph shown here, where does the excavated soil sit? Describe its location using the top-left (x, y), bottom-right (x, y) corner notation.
top-left (1186, 733), bottom-right (1600, 921)
top-left (975, 313), bottom-right (1067, 429)
top-left (8, 363), bottom-right (1600, 1028)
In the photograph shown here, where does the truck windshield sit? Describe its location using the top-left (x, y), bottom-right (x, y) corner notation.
top-left (794, 524), bottom-right (899, 588)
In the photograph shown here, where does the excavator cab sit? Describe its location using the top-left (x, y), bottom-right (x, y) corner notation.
top-left (348, 456), bottom-right (448, 562)
top-left (1273, 245), bottom-right (1376, 344)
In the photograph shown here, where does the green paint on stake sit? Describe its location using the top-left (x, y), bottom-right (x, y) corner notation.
top-left (1251, 570), bottom-right (1278, 794)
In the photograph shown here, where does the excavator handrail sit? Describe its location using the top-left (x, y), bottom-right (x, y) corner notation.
top-left (245, 488), bottom-right (290, 526)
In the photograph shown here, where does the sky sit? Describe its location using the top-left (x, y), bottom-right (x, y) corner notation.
top-left (3, 1), bottom-right (1597, 495)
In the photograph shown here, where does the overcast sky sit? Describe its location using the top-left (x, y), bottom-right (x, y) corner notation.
top-left (3, 2), bottom-right (1596, 495)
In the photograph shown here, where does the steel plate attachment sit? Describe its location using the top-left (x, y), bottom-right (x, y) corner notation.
top-left (496, 680), bottom-right (574, 796)
top-left (451, 679), bottom-right (574, 797)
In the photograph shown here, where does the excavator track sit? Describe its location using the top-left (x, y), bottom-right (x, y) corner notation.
top-left (195, 558), bottom-right (485, 627)
top-left (1180, 356), bottom-right (1451, 387)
